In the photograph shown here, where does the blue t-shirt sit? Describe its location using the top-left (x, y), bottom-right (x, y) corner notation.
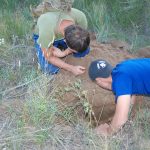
top-left (112, 58), bottom-right (150, 103)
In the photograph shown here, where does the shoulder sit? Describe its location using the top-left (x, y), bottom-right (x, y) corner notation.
top-left (112, 70), bottom-right (132, 100)
top-left (70, 8), bottom-right (86, 17)
top-left (112, 64), bottom-right (126, 77)
top-left (112, 59), bottom-right (133, 76)
top-left (37, 12), bottom-right (59, 22)
top-left (111, 63), bottom-right (132, 90)
top-left (69, 8), bottom-right (87, 28)
top-left (71, 8), bottom-right (85, 13)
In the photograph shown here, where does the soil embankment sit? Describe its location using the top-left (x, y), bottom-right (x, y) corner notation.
top-left (53, 40), bottom-right (142, 125)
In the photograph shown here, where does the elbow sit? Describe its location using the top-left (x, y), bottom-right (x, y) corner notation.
top-left (46, 55), bottom-right (56, 64)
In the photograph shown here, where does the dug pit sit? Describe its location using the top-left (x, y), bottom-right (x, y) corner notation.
top-left (51, 40), bottom-right (142, 126)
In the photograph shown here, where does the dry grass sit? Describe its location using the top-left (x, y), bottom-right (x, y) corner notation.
top-left (0, 0), bottom-right (150, 149)
top-left (0, 63), bottom-right (150, 149)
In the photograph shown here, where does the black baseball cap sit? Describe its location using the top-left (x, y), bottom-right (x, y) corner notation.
top-left (88, 59), bottom-right (113, 80)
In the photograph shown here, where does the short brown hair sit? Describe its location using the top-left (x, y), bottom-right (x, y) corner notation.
top-left (64, 25), bottom-right (90, 52)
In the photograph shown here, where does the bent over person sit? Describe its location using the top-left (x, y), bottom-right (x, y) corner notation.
top-left (32, 0), bottom-right (90, 75)
top-left (88, 58), bottom-right (150, 136)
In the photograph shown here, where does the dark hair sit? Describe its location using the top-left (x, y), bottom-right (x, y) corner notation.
top-left (64, 25), bottom-right (90, 52)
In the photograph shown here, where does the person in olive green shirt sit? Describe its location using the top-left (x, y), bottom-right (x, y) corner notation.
top-left (33, 7), bottom-right (90, 75)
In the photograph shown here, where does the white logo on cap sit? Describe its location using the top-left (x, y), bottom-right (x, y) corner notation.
top-left (97, 61), bottom-right (106, 69)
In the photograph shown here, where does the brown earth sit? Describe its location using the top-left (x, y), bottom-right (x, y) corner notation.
top-left (0, 40), bottom-right (148, 149)
top-left (53, 40), bottom-right (142, 126)
top-left (137, 46), bottom-right (150, 58)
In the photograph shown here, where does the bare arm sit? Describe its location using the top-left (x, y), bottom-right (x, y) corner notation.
top-left (42, 47), bottom-right (85, 75)
top-left (52, 47), bottom-right (73, 58)
top-left (95, 95), bottom-right (131, 136)
top-left (107, 95), bottom-right (131, 134)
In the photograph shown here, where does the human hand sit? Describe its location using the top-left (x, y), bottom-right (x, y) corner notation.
top-left (94, 123), bottom-right (109, 137)
top-left (71, 66), bottom-right (85, 76)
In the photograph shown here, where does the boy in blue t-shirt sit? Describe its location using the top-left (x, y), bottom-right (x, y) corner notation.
top-left (88, 58), bottom-right (150, 136)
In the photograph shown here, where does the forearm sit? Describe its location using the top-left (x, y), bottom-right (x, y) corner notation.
top-left (48, 56), bottom-right (74, 73)
top-left (52, 47), bottom-right (73, 58)
top-left (107, 95), bottom-right (131, 135)
top-left (41, 47), bottom-right (85, 75)
top-left (107, 113), bottom-right (128, 135)
top-left (41, 47), bottom-right (73, 72)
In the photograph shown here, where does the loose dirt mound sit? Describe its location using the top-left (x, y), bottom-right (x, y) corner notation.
top-left (53, 41), bottom-right (141, 125)
top-left (137, 46), bottom-right (150, 58)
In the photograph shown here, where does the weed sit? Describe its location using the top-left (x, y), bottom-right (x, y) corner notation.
top-left (60, 106), bottom-right (77, 124)
top-left (35, 130), bottom-right (49, 145)
top-left (24, 98), bottom-right (56, 126)
top-left (0, 11), bottom-right (31, 43)
top-left (74, 0), bottom-right (150, 49)
top-left (0, 0), bottom-right (150, 149)
top-left (134, 107), bottom-right (150, 138)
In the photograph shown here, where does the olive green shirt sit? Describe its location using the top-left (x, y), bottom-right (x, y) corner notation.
top-left (35, 8), bottom-right (88, 48)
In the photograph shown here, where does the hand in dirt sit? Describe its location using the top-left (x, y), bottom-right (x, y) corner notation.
top-left (72, 66), bottom-right (85, 76)
top-left (94, 123), bottom-right (109, 137)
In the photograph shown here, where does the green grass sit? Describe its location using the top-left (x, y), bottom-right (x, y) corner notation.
top-left (0, 0), bottom-right (150, 149)
top-left (73, 0), bottom-right (150, 50)
top-left (0, 0), bottom-right (150, 49)
top-left (0, 43), bottom-right (38, 97)
top-left (0, 0), bottom-right (39, 43)
top-left (0, 11), bottom-right (32, 43)
top-left (24, 95), bottom-right (58, 127)
top-left (0, 0), bottom-right (40, 11)
top-left (1, 92), bottom-right (150, 149)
